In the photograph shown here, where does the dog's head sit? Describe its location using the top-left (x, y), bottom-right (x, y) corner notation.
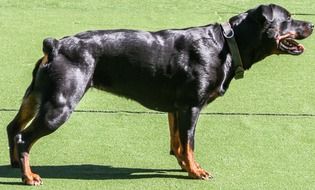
top-left (229, 4), bottom-right (313, 67)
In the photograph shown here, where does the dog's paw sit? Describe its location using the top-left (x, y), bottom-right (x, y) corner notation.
top-left (22, 173), bottom-right (43, 186)
top-left (188, 168), bottom-right (213, 180)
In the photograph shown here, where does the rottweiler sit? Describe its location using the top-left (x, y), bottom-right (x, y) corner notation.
top-left (6, 4), bottom-right (313, 185)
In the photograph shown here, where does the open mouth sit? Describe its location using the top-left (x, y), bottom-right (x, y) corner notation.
top-left (277, 34), bottom-right (305, 55)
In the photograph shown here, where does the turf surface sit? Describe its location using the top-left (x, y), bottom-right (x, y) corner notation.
top-left (1, 0), bottom-right (315, 189)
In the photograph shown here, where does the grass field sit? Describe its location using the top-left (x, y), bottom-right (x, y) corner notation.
top-left (1, 0), bottom-right (315, 189)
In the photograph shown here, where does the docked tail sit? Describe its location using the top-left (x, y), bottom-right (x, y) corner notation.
top-left (42, 37), bottom-right (59, 63)
top-left (25, 38), bottom-right (59, 96)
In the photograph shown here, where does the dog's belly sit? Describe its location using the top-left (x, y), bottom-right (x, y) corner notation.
top-left (110, 90), bottom-right (177, 112)
top-left (92, 59), bottom-right (199, 112)
top-left (93, 79), bottom-right (179, 112)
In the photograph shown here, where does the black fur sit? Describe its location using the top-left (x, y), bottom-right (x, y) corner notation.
top-left (6, 4), bottom-right (313, 185)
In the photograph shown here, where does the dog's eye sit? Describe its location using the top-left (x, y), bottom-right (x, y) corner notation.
top-left (286, 16), bottom-right (292, 22)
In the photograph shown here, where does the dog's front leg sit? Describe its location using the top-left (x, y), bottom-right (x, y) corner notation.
top-left (177, 107), bottom-right (212, 180)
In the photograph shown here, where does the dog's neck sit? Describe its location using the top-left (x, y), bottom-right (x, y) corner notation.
top-left (229, 14), bottom-right (277, 70)
top-left (221, 23), bottom-right (244, 80)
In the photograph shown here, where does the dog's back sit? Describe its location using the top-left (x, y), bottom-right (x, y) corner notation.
top-left (46, 25), bottom-right (224, 111)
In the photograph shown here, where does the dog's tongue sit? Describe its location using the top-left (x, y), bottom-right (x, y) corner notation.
top-left (297, 44), bottom-right (305, 51)
top-left (279, 38), bottom-right (305, 55)
top-left (289, 41), bottom-right (304, 53)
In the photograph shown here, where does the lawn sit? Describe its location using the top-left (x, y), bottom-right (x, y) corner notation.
top-left (0, 0), bottom-right (315, 189)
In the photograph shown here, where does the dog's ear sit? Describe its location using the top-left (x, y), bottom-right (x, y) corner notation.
top-left (229, 13), bottom-right (248, 27)
top-left (247, 4), bottom-right (274, 24)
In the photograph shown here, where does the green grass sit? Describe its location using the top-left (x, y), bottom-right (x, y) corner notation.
top-left (1, 0), bottom-right (315, 189)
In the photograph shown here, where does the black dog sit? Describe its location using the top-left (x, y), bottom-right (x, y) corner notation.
top-left (6, 4), bottom-right (313, 185)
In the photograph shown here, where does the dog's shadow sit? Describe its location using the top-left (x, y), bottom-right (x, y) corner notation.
top-left (0, 164), bottom-right (188, 185)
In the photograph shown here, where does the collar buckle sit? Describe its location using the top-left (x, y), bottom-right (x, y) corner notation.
top-left (221, 23), bottom-right (244, 80)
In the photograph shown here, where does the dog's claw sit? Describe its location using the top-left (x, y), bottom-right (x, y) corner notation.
top-left (188, 168), bottom-right (213, 180)
top-left (201, 171), bottom-right (213, 180)
top-left (23, 173), bottom-right (43, 186)
top-left (201, 175), bottom-right (208, 180)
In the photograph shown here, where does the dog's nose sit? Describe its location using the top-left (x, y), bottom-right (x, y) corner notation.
top-left (310, 23), bottom-right (314, 29)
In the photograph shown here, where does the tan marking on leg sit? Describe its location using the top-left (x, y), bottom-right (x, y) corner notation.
top-left (21, 152), bottom-right (42, 186)
top-left (19, 96), bottom-right (37, 127)
top-left (183, 144), bottom-right (212, 180)
top-left (168, 113), bottom-right (176, 154)
top-left (12, 95), bottom-right (37, 163)
top-left (168, 113), bottom-right (186, 170)
top-left (41, 54), bottom-right (48, 65)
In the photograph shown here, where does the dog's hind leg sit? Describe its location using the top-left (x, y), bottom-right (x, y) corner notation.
top-left (16, 100), bottom-right (73, 185)
top-left (6, 58), bottom-right (43, 168)
top-left (16, 75), bottom-right (91, 185)
top-left (6, 90), bottom-right (38, 168)
top-left (16, 53), bottom-right (94, 185)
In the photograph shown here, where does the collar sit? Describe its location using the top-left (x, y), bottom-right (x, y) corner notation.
top-left (221, 23), bottom-right (244, 80)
